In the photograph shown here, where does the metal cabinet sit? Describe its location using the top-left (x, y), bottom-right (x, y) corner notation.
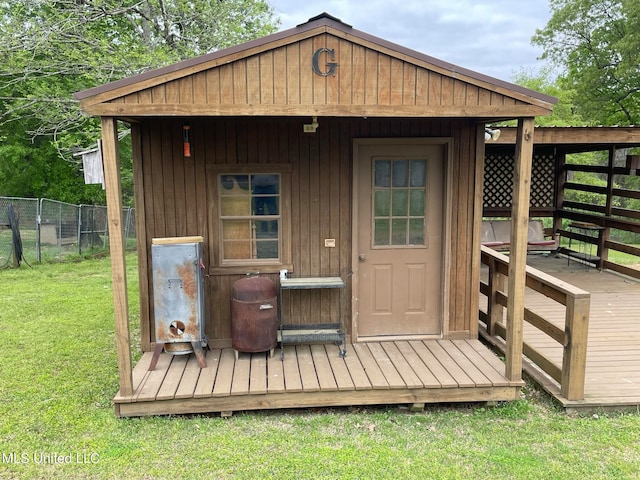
top-left (149, 236), bottom-right (207, 370)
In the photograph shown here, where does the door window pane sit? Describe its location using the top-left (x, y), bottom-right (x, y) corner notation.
top-left (410, 160), bottom-right (426, 187)
top-left (374, 190), bottom-right (390, 216)
top-left (392, 219), bottom-right (407, 245)
top-left (374, 160), bottom-right (390, 187)
top-left (374, 219), bottom-right (390, 246)
top-left (409, 219), bottom-right (425, 245)
top-left (391, 190), bottom-right (408, 216)
top-left (410, 189), bottom-right (425, 216)
top-left (372, 158), bottom-right (428, 247)
top-left (392, 160), bottom-right (408, 187)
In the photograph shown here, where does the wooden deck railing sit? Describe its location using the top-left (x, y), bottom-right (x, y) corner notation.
top-left (479, 246), bottom-right (591, 401)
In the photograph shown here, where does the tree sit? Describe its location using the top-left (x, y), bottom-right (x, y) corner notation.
top-left (516, 21), bottom-right (640, 235)
top-left (0, 0), bottom-right (279, 203)
top-left (532, 0), bottom-right (640, 125)
top-left (512, 66), bottom-right (584, 127)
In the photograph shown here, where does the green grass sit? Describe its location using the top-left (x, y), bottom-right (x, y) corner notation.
top-left (1, 256), bottom-right (640, 479)
top-left (557, 238), bottom-right (640, 266)
top-left (604, 247), bottom-right (640, 266)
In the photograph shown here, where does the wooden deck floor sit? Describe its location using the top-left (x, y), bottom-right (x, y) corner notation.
top-left (114, 339), bottom-right (522, 417)
top-left (491, 254), bottom-right (640, 412)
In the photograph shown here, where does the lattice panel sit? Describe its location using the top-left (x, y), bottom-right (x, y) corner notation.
top-left (484, 153), bottom-right (513, 209)
top-left (530, 153), bottom-right (555, 208)
top-left (484, 152), bottom-right (555, 210)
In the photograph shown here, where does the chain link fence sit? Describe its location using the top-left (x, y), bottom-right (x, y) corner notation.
top-left (0, 197), bottom-right (39, 268)
top-left (0, 196), bottom-right (136, 267)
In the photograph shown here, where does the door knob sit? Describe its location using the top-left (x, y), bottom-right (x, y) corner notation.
top-left (358, 254), bottom-right (366, 262)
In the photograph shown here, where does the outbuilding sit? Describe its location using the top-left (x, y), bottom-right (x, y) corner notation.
top-left (75, 13), bottom-right (556, 416)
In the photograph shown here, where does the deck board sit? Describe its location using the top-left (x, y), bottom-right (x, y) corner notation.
top-left (380, 342), bottom-right (423, 389)
top-left (352, 343), bottom-right (391, 389)
top-left (136, 352), bottom-right (171, 401)
top-left (456, 340), bottom-right (510, 387)
top-left (425, 341), bottom-right (475, 387)
top-left (341, 345), bottom-right (373, 390)
top-left (115, 339), bottom-right (521, 416)
top-left (267, 351), bottom-right (286, 393)
top-left (231, 353), bottom-right (251, 396)
top-left (439, 340), bottom-right (492, 387)
top-left (157, 354), bottom-right (188, 400)
top-left (395, 341), bottom-right (441, 388)
top-left (310, 345), bottom-right (338, 392)
top-left (296, 345), bottom-right (321, 392)
top-left (249, 353), bottom-right (268, 395)
top-left (212, 349), bottom-right (235, 397)
top-left (281, 345), bottom-right (303, 392)
top-left (325, 344), bottom-right (356, 391)
top-left (482, 254), bottom-right (640, 411)
top-left (409, 340), bottom-right (458, 388)
top-left (176, 355), bottom-right (204, 399)
top-left (366, 343), bottom-right (406, 389)
top-left (194, 349), bottom-right (221, 398)
top-left (114, 353), bottom-right (152, 403)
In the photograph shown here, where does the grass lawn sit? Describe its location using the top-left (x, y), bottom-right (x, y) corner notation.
top-left (1, 255), bottom-right (639, 479)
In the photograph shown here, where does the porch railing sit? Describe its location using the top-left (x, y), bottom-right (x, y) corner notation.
top-left (479, 246), bottom-right (591, 401)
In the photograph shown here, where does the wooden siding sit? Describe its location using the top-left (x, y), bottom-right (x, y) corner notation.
top-left (133, 117), bottom-right (480, 349)
top-left (96, 34), bottom-right (547, 118)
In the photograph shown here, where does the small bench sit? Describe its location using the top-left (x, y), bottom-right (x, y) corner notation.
top-left (481, 219), bottom-right (559, 252)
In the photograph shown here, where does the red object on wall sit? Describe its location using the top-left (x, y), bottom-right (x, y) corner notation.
top-left (183, 125), bottom-right (191, 157)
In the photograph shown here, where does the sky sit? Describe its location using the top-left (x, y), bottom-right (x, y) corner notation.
top-left (268, 0), bottom-right (552, 83)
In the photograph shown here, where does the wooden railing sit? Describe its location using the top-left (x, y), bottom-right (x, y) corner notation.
top-left (479, 246), bottom-right (591, 401)
top-left (558, 162), bottom-right (640, 279)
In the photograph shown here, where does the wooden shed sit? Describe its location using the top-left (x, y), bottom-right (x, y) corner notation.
top-left (75, 13), bottom-right (556, 416)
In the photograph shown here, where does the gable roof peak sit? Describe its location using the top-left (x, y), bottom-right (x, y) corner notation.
top-left (299, 12), bottom-right (352, 28)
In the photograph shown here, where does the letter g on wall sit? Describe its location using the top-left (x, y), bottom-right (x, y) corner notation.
top-left (312, 48), bottom-right (338, 76)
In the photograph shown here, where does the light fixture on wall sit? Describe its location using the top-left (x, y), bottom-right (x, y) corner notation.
top-left (183, 124), bottom-right (192, 157)
top-left (303, 116), bottom-right (319, 133)
top-left (484, 127), bottom-right (501, 142)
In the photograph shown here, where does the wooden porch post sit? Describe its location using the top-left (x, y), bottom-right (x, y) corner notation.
top-left (505, 117), bottom-right (535, 382)
top-left (601, 146), bottom-right (616, 267)
top-left (470, 124), bottom-right (487, 338)
top-left (553, 151), bottom-right (565, 237)
top-left (561, 295), bottom-right (590, 400)
top-left (101, 116), bottom-right (133, 397)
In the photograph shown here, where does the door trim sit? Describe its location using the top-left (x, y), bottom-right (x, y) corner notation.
top-left (351, 138), bottom-right (453, 342)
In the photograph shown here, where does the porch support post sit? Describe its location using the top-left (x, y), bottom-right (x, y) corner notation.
top-left (470, 123), bottom-right (487, 338)
top-left (101, 116), bottom-right (133, 397)
top-left (505, 117), bottom-right (535, 382)
top-left (601, 146), bottom-right (616, 267)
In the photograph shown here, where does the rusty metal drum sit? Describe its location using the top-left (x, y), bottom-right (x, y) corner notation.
top-left (231, 276), bottom-right (278, 354)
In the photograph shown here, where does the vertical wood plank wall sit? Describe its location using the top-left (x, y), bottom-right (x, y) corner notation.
top-left (135, 117), bottom-right (479, 349)
top-left (122, 33), bottom-right (526, 113)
